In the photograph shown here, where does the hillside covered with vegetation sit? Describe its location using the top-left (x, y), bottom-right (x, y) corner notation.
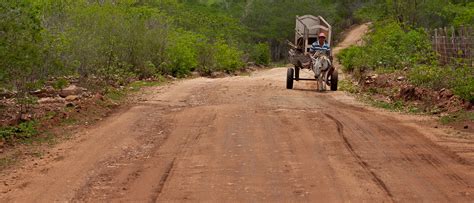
top-left (337, 0), bottom-right (473, 114)
top-left (1, 0), bottom-right (359, 94)
top-left (3, 0), bottom-right (470, 95)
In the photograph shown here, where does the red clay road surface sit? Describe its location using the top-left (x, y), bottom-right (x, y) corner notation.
top-left (1, 24), bottom-right (473, 202)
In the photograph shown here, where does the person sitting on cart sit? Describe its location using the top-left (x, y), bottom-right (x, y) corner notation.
top-left (310, 32), bottom-right (331, 56)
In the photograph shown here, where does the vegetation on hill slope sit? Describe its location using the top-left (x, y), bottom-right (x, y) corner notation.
top-left (337, 1), bottom-right (473, 116)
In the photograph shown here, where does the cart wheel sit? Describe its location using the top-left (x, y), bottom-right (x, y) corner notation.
top-left (330, 70), bottom-right (338, 91)
top-left (286, 68), bottom-right (294, 89)
top-left (295, 66), bottom-right (300, 81)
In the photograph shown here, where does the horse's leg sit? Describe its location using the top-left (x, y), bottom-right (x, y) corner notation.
top-left (321, 59), bottom-right (331, 91)
top-left (322, 71), bottom-right (327, 91)
top-left (313, 65), bottom-right (320, 79)
top-left (318, 73), bottom-right (324, 91)
top-left (320, 72), bottom-right (324, 91)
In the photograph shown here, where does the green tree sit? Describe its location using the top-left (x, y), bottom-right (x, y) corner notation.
top-left (0, 1), bottom-right (44, 91)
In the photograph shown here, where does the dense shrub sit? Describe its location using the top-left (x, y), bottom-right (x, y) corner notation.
top-left (409, 65), bottom-right (474, 102)
top-left (337, 21), bottom-right (435, 74)
top-left (0, 121), bottom-right (38, 142)
top-left (0, 1), bottom-right (43, 91)
top-left (354, 0), bottom-right (472, 28)
top-left (2, 0), bottom-right (470, 100)
top-left (337, 45), bottom-right (367, 73)
top-left (408, 65), bottom-right (451, 90)
top-left (64, 4), bottom-right (170, 79)
top-left (365, 22), bottom-right (435, 69)
top-left (339, 20), bottom-right (472, 103)
top-left (251, 43), bottom-right (271, 65)
top-left (213, 40), bottom-right (244, 72)
top-left (164, 30), bottom-right (200, 77)
top-left (442, 2), bottom-right (474, 27)
top-left (0, 1), bottom-right (255, 93)
top-left (194, 39), bottom-right (244, 74)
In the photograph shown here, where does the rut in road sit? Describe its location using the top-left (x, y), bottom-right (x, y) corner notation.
top-left (152, 157), bottom-right (176, 200)
top-left (151, 111), bottom-right (218, 201)
top-left (324, 113), bottom-right (393, 199)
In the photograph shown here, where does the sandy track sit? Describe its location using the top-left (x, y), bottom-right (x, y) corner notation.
top-left (1, 24), bottom-right (473, 202)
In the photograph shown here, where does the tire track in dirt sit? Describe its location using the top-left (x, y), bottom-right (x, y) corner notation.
top-left (324, 113), bottom-right (394, 199)
top-left (317, 94), bottom-right (473, 200)
top-left (150, 108), bottom-right (217, 201)
top-left (373, 120), bottom-right (473, 188)
top-left (151, 157), bottom-right (176, 201)
top-left (69, 81), bottom-right (216, 202)
top-left (69, 107), bottom-right (174, 202)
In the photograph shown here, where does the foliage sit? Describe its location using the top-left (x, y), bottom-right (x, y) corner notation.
top-left (128, 80), bottom-right (163, 91)
top-left (371, 99), bottom-right (405, 112)
top-left (442, 2), bottom-right (474, 27)
top-left (212, 40), bottom-right (244, 72)
top-left (338, 21), bottom-right (435, 76)
top-left (337, 45), bottom-right (368, 72)
top-left (353, 0), bottom-right (472, 28)
top-left (365, 22), bottom-right (435, 68)
top-left (408, 65), bottom-right (450, 90)
top-left (440, 111), bottom-right (474, 124)
top-left (166, 3), bottom-right (246, 43)
top-left (354, 3), bottom-right (386, 22)
top-left (2, 0), bottom-right (471, 94)
top-left (409, 65), bottom-right (474, 102)
top-left (0, 121), bottom-right (38, 143)
top-left (64, 3), bottom-right (169, 79)
top-left (340, 3), bottom-right (473, 104)
top-left (251, 43), bottom-right (271, 65)
top-left (52, 78), bottom-right (69, 90)
top-left (163, 30), bottom-right (201, 77)
top-left (1, 0), bottom-right (395, 95)
top-left (0, 0), bottom-right (43, 91)
top-left (104, 87), bottom-right (127, 101)
top-left (338, 79), bottom-right (359, 94)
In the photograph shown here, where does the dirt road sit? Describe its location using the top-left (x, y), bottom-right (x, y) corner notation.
top-left (1, 24), bottom-right (473, 202)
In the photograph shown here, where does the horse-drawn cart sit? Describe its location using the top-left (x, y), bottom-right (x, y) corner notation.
top-left (287, 15), bottom-right (338, 91)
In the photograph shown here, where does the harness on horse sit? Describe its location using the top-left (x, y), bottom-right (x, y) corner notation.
top-left (311, 52), bottom-right (331, 77)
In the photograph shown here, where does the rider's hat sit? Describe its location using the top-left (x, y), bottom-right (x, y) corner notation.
top-left (318, 32), bottom-right (326, 38)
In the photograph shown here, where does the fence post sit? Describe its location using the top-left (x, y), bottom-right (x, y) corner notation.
top-left (451, 26), bottom-right (455, 64)
top-left (469, 27), bottom-right (473, 66)
top-left (434, 28), bottom-right (438, 60)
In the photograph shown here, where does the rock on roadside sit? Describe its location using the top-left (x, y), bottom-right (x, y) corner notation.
top-left (38, 97), bottom-right (66, 104)
top-left (65, 95), bottom-right (80, 102)
top-left (60, 85), bottom-right (85, 98)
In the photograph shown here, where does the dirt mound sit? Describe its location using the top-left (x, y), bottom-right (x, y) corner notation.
top-left (0, 84), bottom-right (93, 127)
top-left (362, 71), bottom-right (471, 114)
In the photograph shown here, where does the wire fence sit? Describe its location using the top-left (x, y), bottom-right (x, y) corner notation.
top-left (432, 26), bottom-right (473, 67)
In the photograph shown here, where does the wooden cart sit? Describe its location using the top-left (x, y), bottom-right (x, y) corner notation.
top-left (287, 15), bottom-right (338, 91)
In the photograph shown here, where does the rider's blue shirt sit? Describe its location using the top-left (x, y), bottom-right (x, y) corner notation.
top-left (310, 41), bottom-right (331, 54)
